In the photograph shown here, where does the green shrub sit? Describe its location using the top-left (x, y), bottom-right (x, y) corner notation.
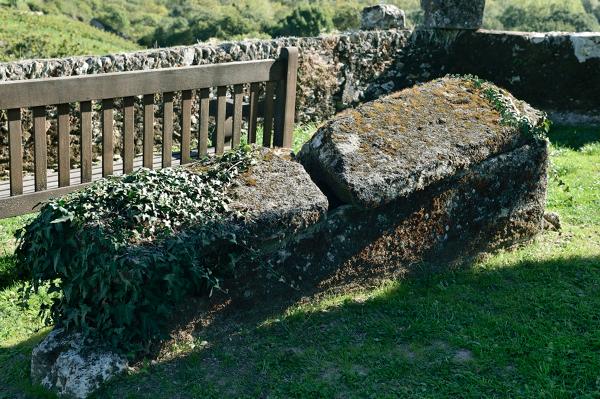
top-left (332, 4), bottom-right (361, 31)
top-left (270, 4), bottom-right (333, 37)
top-left (96, 5), bottom-right (130, 35)
top-left (17, 147), bottom-right (257, 354)
top-left (499, 3), bottom-right (600, 32)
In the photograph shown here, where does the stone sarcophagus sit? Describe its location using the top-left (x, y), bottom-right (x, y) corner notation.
top-left (245, 76), bottom-right (549, 293)
top-left (31, 77), bottom-right (549, 398)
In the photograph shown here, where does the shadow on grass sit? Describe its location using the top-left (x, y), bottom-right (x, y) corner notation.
top-left (547, 124), bottom-right (600, 150)
top-left (0, 330), bottom-right (55, 399)
top-left (90, 254), bottom-right (600, 398)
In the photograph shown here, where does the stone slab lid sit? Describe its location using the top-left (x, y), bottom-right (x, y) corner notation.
top-left (297, 77), bottom-right (544, 209)
top-left (228, 148), bottom-right (329, 241)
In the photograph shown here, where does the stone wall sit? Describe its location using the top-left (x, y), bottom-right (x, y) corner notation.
top-left (1, 28), bottom-right (599, 123)
top-left (0, 31), bottom-right (411, 123)
top-left (449, 31), bottom-right (600, 115)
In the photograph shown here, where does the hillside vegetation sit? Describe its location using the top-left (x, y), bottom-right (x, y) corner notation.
top-left (0, 8), bottom-right (140, 62)
top-left (0, 0), bottom-right (599, 61)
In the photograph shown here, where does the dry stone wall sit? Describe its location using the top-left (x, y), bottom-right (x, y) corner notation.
top-left (1, 27), bottom-right (599, 177)
top-left (0, 30), bottom-right (412, 123)
top-left (1, 28), bottom-right (598, 122)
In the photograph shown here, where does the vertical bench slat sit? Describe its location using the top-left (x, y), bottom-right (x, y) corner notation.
top-left (232, 84), bottom-right (244, 148)
top-left (0, 48), bottom-right (298, 219)
top-left (123, 96), bottom-right (135, 174)
top-left (33, 106), bottom-right (47, 191)
top-left (8, 108), bottom-right (23, 196)
top-left (162, 92), bottom-right (174, 168)
top-left (274, 47), bottom-right (298, 148)
top-left (57, 103), bottom-right (70, 187)
top-left (143, 94), bottom-right (154, 169)
top-left (198, 88), bottom-right (210, 157)
top-left (181, 89), bottom-right (192, 164)
top-left (102, 99), bottom-right (114, 177)
top-left (215, 86), bottom-right (227, 155)
top-left (80, 101), bottom-right (92, 183)
top-left (248, 83), bottom-right (259, 144)
top-left (263, 81), bottom-right (276, 148)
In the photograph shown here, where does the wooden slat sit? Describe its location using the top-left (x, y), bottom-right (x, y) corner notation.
top-left (198, 88), bottom-right (210, 157)
top-left (143, 94), bottom-right (154, 169)
top-left (33, 106), bottom-right (47, 191)
top-left (102, 99), bottom-right (114, 177)
top-left (248, 83), bottom-right (260, 144)
top-left (263, 81), bottom-right (276, 148)
top-left (215, 86), bottom-right (227, 155)
top-left (0, 48), bottom-right (301, 219)
top-left (273, 47), bottom-right (298, 148)
top-left (57, 103), bottom-right (70, 187)
top-left (181, 90), bottom-right (192, 164)
top-left (0, 183), bottom-right (93, 219)
top-left (80, 101), bottom-right (92, 183)
top-left (232, 84), bottom-right (243, 148)
top-left (0, 60), bottom-right (286, 110)
top-left (8, 109), bottom-right (23, 196)
top-left (162, 92), bottom-right (174, 168)
top-left (0, 145), bottom-right (235, 207)
top-left (123, 96), bottom-right (135, 174)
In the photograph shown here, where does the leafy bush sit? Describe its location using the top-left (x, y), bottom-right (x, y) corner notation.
top-left (270, 5), bottom-right (333, 37)
top-left (332, 4), bottom-right (361, 31)
top-left (141, 7), bottom-right (264, 47)
top-left (17, 147), bottom-right (257, 354)
top-left (499, 3), bottom-right (599, 32)
top-left (95, 5), bottom-right (130, 35)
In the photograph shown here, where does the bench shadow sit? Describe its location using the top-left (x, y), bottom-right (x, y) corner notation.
top-left (0, 330), bottom-right (55, 399)
top-left (546, 124), bottom-right (600, 150)
top-left (90, 252), bottom-right (600, 398)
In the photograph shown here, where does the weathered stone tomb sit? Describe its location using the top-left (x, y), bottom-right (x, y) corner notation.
top-left (31, 77), bottom-right (549, 398)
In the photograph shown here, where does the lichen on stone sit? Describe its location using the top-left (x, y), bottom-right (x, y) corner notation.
top-left (297, 76), bottom-right (548, 209)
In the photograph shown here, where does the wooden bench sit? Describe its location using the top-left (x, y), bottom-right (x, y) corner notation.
top-left (0, 47), bottom-right (298, 218)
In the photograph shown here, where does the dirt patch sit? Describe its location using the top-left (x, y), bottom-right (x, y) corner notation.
top-left (453, 349), bottom-right (474, 363)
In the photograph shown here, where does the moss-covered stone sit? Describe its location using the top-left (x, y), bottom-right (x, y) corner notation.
top-left (297, 77), bottom-right (545, 209)
top-left (262, 140), bottom-right (548, 294)
top-left (228, 148), bottom-right (329, 241)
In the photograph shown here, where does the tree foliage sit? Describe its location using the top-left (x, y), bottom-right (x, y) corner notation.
top-left (95, 5), bottom-right (130, 35)
top-left (270, 4), bottom-right (333, 37)
top-left (2, 0), bottom-right (599, 56)
top-left (500, 3), bottom-right (599, 32)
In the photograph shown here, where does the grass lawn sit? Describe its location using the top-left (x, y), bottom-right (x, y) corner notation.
top-left (0, 124), bottom-right (599, 398)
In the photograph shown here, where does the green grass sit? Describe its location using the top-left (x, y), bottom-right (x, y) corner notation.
top-left (0, 8), bottom-right (140, 62)
top-left (1, 125), bottom-right (599, 398)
